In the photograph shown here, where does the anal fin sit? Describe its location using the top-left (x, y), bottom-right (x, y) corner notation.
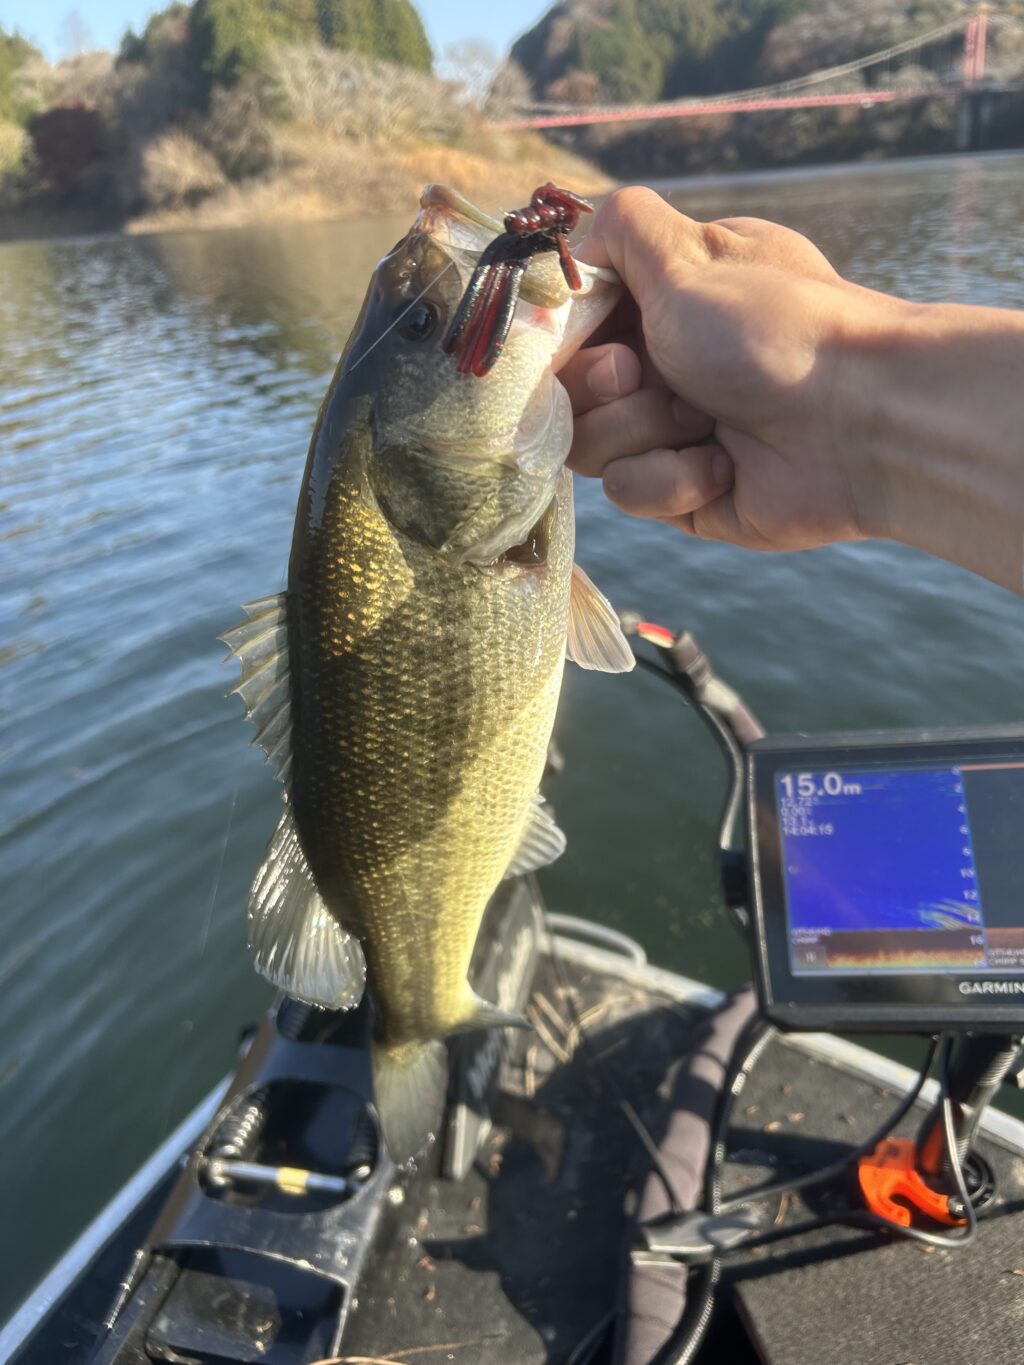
top-left (248, 804), bottom-right (366, 1010)
top-left (504, 794), bottom-right (566, 878)
top-left (567, 564), bottom-right (635, 673)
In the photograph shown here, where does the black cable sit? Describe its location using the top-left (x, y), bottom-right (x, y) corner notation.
top-left (659, 1014), bottom-right (774, 1365)
top-left (871, 1034), bottom-right (977, 1250)
top-left (634, 655), bottom-right (746, 855)
top-left (633, 651), bottom-right (749, 935)
top-left (719, 1034), bottom-right (941, 1213)
top-left (645, 1030), bottom-right (977, 1365)
top-left (713, 1034), bottom-right (976, 1258)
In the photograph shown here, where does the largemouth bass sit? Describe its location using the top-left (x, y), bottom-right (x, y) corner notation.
top-left (224, 185), bottom-right (631, 1160)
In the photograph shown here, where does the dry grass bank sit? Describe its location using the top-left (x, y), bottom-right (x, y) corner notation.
top-left (1, 39), bottom-right (613, 241)
top-left (126, 129), bottom-right (613, 236)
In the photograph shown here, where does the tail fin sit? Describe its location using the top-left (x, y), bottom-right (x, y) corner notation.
top-left (371, 1038), bottom-right (448, 1164)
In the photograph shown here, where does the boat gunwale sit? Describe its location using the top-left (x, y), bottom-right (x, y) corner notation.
top-left (0, 1082), bottom-right (227, 1363)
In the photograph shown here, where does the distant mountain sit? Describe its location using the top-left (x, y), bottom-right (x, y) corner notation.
top-left (510, 0), bottom-right (969, 105)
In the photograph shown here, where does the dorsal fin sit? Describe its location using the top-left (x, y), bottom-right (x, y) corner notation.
top-left (566, 565), bottom-right (635, 673)
top-left (220, 594), bottom-right (292, 781)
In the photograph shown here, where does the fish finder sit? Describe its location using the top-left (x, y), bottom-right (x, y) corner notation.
top-left (747, 727), bottom-right (1024, 1031)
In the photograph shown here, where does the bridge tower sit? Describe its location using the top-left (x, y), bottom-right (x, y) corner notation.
top-left (958, 9), bottom-right (992, 150)
top-left (963, 10), bottom-right (989, 86)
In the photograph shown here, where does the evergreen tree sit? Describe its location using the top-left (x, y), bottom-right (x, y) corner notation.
top-left (655, 0), bottom-right (804, 98)
top-left (189, 0), bottom-right (319, 96)
top-left (317, 0), bottom-right (432, 72)
top-left (0, 29), bottom-right (41, 124)
top-left (515, 0), bottom-right (812, 103)
top-left (578, 0), bottom-right (662, 102)
top-left (118, 3), bottom-right (191, 67)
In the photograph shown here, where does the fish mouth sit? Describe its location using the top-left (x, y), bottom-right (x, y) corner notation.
top-left (415, 183), bottom-right (619, 374)
top-left (416, 183), bottom-right (618, 297)
top-left (417, 184), bottom-right (504, 257)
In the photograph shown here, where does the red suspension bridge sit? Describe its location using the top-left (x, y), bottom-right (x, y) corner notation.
top-left (489, 9), bottom-right (1024, 132)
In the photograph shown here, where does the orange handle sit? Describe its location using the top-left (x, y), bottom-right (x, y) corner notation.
top-left (857, 1137), bottom-right (964, 1228)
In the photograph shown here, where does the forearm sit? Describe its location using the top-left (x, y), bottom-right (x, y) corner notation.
top-left (848, 296), bottom-right (1024, 593)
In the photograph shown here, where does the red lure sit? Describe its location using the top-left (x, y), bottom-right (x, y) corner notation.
top-left (442, 184), bottom-right (594, 378)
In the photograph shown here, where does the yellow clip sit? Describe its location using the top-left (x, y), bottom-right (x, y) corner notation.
top-left (275, 1166), bottom-right (311, 1196)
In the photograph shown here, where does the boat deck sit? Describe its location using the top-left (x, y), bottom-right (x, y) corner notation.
top-left (344, 943), bottom-right (710, 1362)
top-left (345, 940), bottom-right (1024, 1365)
top-left (6, 928), bottom-right (1024, 1364)
top-left (726, 1035), bottom-right (1024, 1365)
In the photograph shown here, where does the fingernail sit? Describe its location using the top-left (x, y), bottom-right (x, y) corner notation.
top-left (587, 350), bottom-right (620, 401)
top-left (712, 450), bottom-right (733, 489)
top-left (602, 459), bottom-right (626, 503)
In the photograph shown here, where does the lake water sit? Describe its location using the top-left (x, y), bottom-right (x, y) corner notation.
top-left (3, 151), bottom-right (1024, 1319)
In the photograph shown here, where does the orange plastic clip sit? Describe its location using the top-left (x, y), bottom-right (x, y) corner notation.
top-left (857, 1137), bottom-right (965, 1228)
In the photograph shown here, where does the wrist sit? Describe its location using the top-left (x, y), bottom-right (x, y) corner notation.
top-left (826, 286), bottom-right (922, 544)
top-left (833, 291), bottom-right (1024, 592)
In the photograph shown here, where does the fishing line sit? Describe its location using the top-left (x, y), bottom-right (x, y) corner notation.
top-left (346, 259), bottom-right (456, 375)
top-left (158, 781), bottom-right (239, 1141)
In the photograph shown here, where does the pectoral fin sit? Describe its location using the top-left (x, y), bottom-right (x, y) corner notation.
top-left (504, 794), bottom-right (566, 878)
top-left (248, 804), bottom-right (366, 1010)
top-left (567, 564), bottom-right (635, 673)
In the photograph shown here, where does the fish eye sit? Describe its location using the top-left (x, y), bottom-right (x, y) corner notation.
top-left (398, 302), bottom-right (438, 343)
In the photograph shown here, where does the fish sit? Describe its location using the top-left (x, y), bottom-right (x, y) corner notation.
top-left (916, 900), bottom-right (983, 931)
top-left (223, 184), bottom-right (630, 1162)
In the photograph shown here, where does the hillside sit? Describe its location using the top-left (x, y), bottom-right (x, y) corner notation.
top-left (511, 1), bottom-right (969, 103)
top-left (0, 1), bottom-right (610, 239)
top-left (508, 0), bottom-right (1024, 174)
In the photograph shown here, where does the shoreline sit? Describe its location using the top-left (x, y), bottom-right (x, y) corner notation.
top-left (0, 136), bottom-right (615, 244)
top-left (6, 143), bottom-right (1020, 247)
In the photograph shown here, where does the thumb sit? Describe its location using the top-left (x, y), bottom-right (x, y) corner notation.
top-left (575, 187), bottom-right (706, 314)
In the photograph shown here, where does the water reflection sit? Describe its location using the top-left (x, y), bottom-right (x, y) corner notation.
top-left (666, 152), bottom-right (1024, 304)
top-left (137, 212), bottom-right (413, 373)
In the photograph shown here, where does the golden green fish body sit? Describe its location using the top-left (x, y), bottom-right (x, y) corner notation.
top-left (289, 415), bottom-right (573, 1047)
top-left (231, 186), bottom-right (624, 1159)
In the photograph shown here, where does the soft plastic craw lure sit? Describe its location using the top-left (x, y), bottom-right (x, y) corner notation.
top-left (443, 183), bottom-right (594, 377)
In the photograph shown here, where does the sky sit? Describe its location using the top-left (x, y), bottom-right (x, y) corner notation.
top-left (1, 0), bottom-right (553, 63)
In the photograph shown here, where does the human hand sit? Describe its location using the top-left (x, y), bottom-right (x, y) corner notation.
top-left (562, 187), bottom-right (898, 551)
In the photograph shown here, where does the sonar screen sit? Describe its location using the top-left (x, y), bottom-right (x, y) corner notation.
top-left (776, 763), bottom-right (1024, 976)
top-left (747, 730), bottom-right (1024, 1030)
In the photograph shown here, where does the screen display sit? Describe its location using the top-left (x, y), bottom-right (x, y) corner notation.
top-left (775, 761), bottom-right (1024, 976)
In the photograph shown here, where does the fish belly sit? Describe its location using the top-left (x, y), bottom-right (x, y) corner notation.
top-left (289, 455), bottom-right (572, 1048)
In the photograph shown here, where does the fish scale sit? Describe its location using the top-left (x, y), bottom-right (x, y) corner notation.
top-left (293, 454), bottom-right (571, 1045)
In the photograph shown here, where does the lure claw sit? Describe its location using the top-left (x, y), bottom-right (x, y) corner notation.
top-left (443, 184), bottom-right (594, 377)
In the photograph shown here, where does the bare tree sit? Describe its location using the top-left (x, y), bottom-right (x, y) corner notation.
top-left (486, 60), bottom-right (534, 118)
top-left (57, 8), bottom-right (94, 60)
top-left (442, 40), bottom-right (502, 109)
